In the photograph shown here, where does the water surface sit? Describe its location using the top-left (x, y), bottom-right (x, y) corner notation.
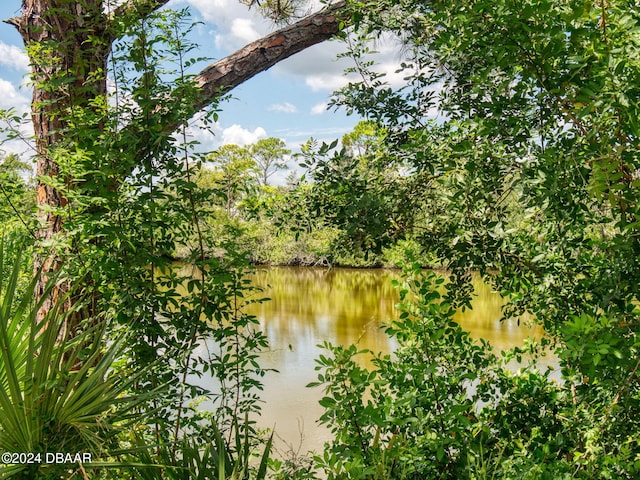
top-left (239, 267), bottom-right (541, 452)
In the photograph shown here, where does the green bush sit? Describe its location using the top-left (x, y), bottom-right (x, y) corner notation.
top-left (310, 264), bottom-right (640, 479)
top-left (0, 247), bottom-right (155, 479)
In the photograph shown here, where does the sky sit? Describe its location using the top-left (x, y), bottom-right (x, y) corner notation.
top-left (0, 0), bottom-right (402, 181)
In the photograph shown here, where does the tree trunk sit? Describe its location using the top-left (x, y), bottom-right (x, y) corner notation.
top-left (6, 0), bottom-right (345, 326)
top-left (8, 0), bottom-right (111, 327)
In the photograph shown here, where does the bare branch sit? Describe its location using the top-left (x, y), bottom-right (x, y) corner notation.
top-left (3, 17), bottom-right (22, 30)
top-left (192, 0), bottom-right (347, 112)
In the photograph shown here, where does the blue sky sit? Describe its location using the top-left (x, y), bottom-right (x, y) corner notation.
top-left (0, 0), bottom-right (395, 179)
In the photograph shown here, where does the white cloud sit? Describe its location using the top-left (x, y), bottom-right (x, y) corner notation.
top-left (0, 79), bottom-right (34, 158)
top-left (268, 102), bottom-right (298, 113)
top-left (0, 135), bottom-right (35, 160)
top-left (0, 42), bottom-right (29, 72)
top-left (186, 0), bottom-right (241, 24)
top-left (221, 124), bottom-right (266, 145)
top-left (272, 41), bottom-right (353, 91)
top-left (184, 119), bottom-right (269, 150)
top-left (231, 17), bottom-right (261, 43)
top-left (310, 102), bottom-right (328, 115)
top-left (187, 0), bottom-right (272, 51)
top-left (0, 78), bottom-right (30, 112)
top-left (305, 73), bottom-right (351, 92)
top-left (216, 17), bottom-right (262, 50)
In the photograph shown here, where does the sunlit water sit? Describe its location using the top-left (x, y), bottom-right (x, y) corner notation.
top-left (194, 266), bottom-right (542, 454)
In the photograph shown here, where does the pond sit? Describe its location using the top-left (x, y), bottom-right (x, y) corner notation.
top-left (205, 266), bottom-right (543, 454)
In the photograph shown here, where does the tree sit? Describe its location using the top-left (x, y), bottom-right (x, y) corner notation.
top-left (3, 0), bottom-right (347, 320)
top-left (0, 4), bottom-right (351, 471)
top-left (250, 137), bottom-right (291, 187)
top-left (341, 119), bottom-right (385, 159)
top-left (318, 0), bottom-right (640, 476)
top-left (0, 2), bottom-right (350, 475)
top-left (286, 131), bottom-right (414, 262)
top-left (207, 144), bottom-right (256, 215)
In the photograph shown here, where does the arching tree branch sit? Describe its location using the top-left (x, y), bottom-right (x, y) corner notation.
top-left (193, 0), bottom-right (347, 111)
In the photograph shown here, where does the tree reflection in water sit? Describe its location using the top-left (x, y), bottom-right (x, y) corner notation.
top-left (241, 267), bottom-right (541, 453)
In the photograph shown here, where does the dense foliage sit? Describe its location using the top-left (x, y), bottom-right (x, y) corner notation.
top-left (197, 124), bottom-right (432, 268)
top-left (302, 0), bottom-right (640, 478)
top-left (1, 7), bottom-right (274, 479)
top-left (1, 0), bottom-right (639, 478)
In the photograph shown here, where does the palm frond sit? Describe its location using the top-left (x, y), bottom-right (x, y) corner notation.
top-left (0, 244), bottom-right (163, 477)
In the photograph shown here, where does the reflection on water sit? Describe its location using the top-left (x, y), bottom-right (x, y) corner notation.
top-left (234, 267), bottom-right (541, 453)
